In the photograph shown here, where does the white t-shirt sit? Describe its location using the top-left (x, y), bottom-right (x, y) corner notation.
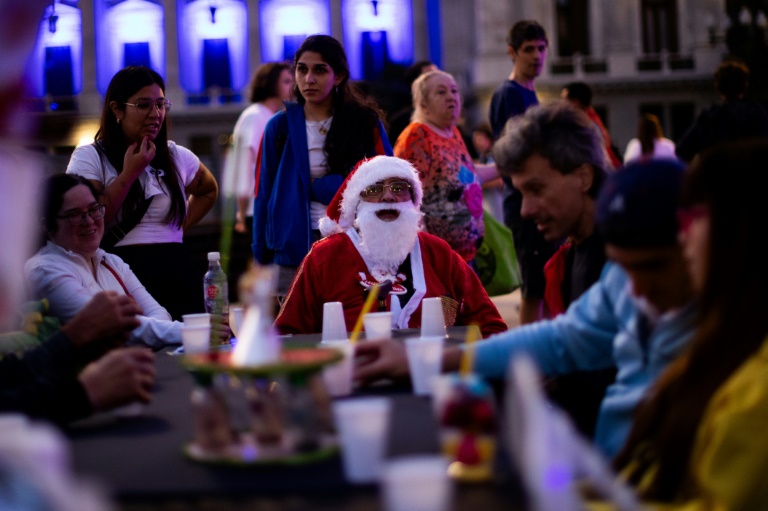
top-left (24, 242), bottom-right (181, 348)
top-left (227, 103), bottom-right (275, 217)
top-left (66, 141), bottom-right (200, 245)
top-left (306, 117), bottom-right (332, 230)
top-left (623, 137), bottom-right (677, 164)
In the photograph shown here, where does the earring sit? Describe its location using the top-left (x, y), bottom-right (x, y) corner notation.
top-left (116, 118), bottom-right (122, 125)
top-left (335, 85), bottom-right (338, 95)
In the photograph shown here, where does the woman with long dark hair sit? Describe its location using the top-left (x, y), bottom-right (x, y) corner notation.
top-left (67, 66), bottom-right (218, 320)
top-left (613, 139), bottom-right (768, 509)
top-left (253, 35), bottom-right (392, 297)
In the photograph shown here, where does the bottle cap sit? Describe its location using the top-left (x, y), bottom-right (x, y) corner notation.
top-left (207, 252), bottom-right (221, 261)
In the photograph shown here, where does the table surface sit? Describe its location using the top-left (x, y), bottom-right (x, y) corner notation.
top-left (66, 328), bottom-right (527, 510)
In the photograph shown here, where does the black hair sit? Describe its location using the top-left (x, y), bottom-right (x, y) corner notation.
top-left (44, 173), bottom-right (102, 235)
top-left (507, 20), bottom-right (548, 51)
top-left (564, 81), bottom-right (593, 108)
top-left (714, 60), bottom-right (750, 99)
top-left (293, 35), bottom-right (384, 177)
top-left (250, 62), bottom-right (292, 103)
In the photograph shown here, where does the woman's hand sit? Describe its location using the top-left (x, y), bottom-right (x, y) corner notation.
top-left (100, 136), bottom-right (157, 223)
top-left (123, 136), bottom-right (156, 179)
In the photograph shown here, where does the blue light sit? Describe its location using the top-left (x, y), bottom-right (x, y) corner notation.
top-left (259, 0), bottom-right (331, 62)
top-left (27, 1), bottom-right (83, 98)
top-left (177, 0), bottom-right (248, 94)
top-left (95, 0), bottom-right (165, 95)
top-left (341, 0), bottom-right (413, 80)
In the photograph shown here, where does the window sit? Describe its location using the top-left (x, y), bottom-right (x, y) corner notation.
top-left (641, 0), bottom-right (679, 54)
top-left (555, 0), bottom-right (590, 57)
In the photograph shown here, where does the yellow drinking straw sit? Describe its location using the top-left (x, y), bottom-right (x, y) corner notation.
top-left (349, 284), bottom-right (380, 344)
top-left (459, 323), bottom-right (480, 376)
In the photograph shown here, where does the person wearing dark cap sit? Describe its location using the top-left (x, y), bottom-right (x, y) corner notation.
top-left (355, 158), bottom-right (696, 458)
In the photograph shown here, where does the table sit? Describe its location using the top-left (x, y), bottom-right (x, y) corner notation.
top-left (66, 329), bottom-right (527, 510)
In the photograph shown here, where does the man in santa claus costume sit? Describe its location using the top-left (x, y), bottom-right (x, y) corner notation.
top-left (274, 156), bottom-right (507, 338)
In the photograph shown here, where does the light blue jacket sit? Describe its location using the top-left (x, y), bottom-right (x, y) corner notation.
top-left (473, 262), bottom-right (695, 458)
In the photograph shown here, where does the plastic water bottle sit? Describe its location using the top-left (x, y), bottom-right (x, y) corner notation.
top-left (203, 252), bottom-right (229, 347)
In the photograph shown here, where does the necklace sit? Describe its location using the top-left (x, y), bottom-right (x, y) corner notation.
top-left (305, 109), bottom-right (332, 135)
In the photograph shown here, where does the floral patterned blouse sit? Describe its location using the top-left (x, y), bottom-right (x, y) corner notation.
top-left (395, 122), bottom-right (484, 261)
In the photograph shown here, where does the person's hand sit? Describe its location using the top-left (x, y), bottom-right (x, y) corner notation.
top-left (123, 136), bottom-right (156, 177)
top-left (353, 339), bottom-right (411, 385)
top-left (210, 313), bottom-right (232, 344)
top-left (78, 347), bottom-right (155, 411)
top-left (62, 291), bottom-right (142, 348)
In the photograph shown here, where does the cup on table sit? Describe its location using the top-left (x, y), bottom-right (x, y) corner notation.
top-left (381, 455), bottom-right (452, 511)
top-left (322, 302), bottom-right (348, 342)
top-left (230, 307), bottom-right (245, 339)
top-left (420, 297), bottom-right (446, 338)
top-left (181, 324), bottom-right (211, 355)
top-left (182, 313), bottom-right (211, 327)
top-left (320, 340), bottom-right (354, 397)
top-left (332, 397), bottom-right (392, 483)
top-left (405, 336), bottom-right (445, 396)
top-left (363, 311), bottom-right (392, 340)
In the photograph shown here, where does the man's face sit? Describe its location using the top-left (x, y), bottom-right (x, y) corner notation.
top-left (605, 244), bottom-right (693, 313)
top-left (510, 38), bottom-right (548, 81)
top-left (511, 153), bottom-right (593, 242)
top-left (359, 177), bottom-right (414, 222)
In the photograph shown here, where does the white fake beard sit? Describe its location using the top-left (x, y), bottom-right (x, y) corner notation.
top-left (354, 201), bottom-right (422, 282)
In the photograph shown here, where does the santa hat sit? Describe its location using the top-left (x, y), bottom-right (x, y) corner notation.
top-left (319, 156), bottom-right (424, 237)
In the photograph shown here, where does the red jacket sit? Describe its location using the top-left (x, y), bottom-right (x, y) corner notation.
top-left (275, 231), bottom-right (507, 338)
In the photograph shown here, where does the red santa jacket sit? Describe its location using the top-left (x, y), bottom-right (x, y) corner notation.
top-left (275, 231), bottom-right (507, 338)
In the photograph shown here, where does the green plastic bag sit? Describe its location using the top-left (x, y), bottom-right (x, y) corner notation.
top-left (475, 210), bottom-right (522, 296)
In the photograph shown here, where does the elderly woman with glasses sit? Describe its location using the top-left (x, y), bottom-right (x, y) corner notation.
top-left (66, 66), bottom-right (218, 321)
top-left (25, 174), bottom-right (183, 349)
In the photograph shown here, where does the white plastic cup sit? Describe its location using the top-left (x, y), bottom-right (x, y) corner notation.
top-left (333, 398), bottom-right (392, 483)
top-left (181, 324), bottom-right (211, 355)
top-left (363, 311), bottom-right (392, 340)
top-left (405, 336), bottom-right (445, 396)
top-left (230, 307), bottom-right (245, 339)
top-left (182, 313), bottom-right (211, 327)
top-left (322, 302), bottom-right (348, 341)
top-left (320, 340), bottom-right (354, 397)
top-left (420, 297), bottom-right (446, 338)
top-left (382, 455), bottom-right (452, 511)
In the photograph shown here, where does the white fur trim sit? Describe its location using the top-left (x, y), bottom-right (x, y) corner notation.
top-left (339, 156), bottom-right (423, 229)
top-left (318, 216), bottom-right (344, 237)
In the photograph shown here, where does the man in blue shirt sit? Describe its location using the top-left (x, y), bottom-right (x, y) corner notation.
top-left (355, 161), bottom-right (696, 459)
top-left (489, 20), bottom-right (555, 325)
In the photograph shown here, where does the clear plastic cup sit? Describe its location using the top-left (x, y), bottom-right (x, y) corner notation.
top-left (230, 307), bottom-right (245, 339)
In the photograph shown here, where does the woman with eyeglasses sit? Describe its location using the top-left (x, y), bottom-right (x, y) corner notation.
top-left (609, 140), bottom-right (768, 510)
top-left (253, 35), bottom-right (392, 300)
top-left (66, 66), bottom-right (218, 320)
top-left (25, 174), bottom-right (184, 349)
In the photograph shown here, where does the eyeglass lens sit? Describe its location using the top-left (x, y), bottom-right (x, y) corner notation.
top-left (65, 205), bottom-right (105, 225)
